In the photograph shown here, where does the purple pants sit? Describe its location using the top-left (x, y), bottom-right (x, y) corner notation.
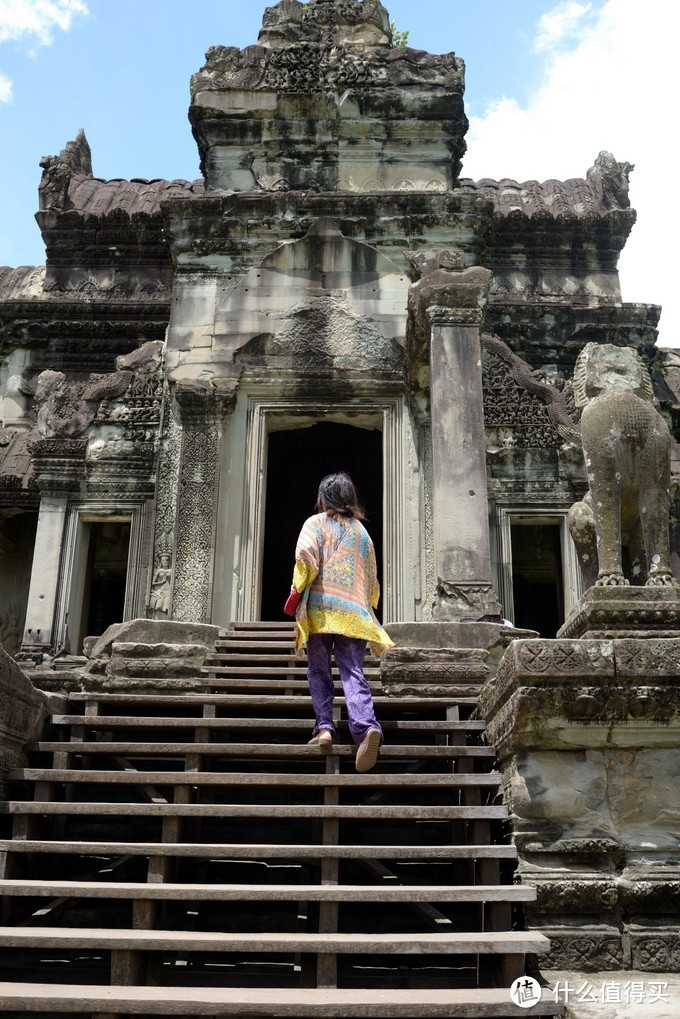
top-left (307, 633), bottom-right (383, 746)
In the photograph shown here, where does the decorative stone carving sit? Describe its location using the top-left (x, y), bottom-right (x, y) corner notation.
top-left (33, 369), bottom-right (132, 440)
top-left (568, 343), bottom-right (678, 589)
top-left (380, 646), bottom-right (488, 697)
top-left (171, 379), bottom-right (240, 624)
top-left (586, 150), bottom-right (634, 212)
top-left (481, 332), bottom-right (580, 449)
top-left (38, 129), bottom-right (92, 213)
top-left (148, 553), bottom-right (173, 618)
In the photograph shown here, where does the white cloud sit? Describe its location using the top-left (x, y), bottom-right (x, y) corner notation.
top-left (0, 1), bottom-right (88, 105)
top-left (535, 1), bottom-right (593, 53)
top-left (464, 0), bottom-right (677, 348)
top-left (0, 69), bottom-right (11, 101)
top-left (0, 0), bottom-right (88, 46)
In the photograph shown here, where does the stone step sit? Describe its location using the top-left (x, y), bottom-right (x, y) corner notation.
top-left (51, 715), bottom-right (486, 732)
top-left (28, 740), bottom-right (496, 760)
top-left (0, 983), bottom-right (563, 1016)
top-left (0, 879), bottom-right (535, 902)
top-left (5, 802), bottom-right (508, 820)
top-left (10, 769), bottom-right (501, 789)
top-left (0, 839), bottom-right (518, 861)
top-left (0, 926), bottom-right (548, 954)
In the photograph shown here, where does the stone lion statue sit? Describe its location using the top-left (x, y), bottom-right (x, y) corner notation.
top-left (568, 342), bottom-right (678, 588)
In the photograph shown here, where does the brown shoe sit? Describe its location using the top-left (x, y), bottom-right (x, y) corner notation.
top-left (355, 727), bottom-right (381, 773)
top-left (308, 730), bottom-right (333, 754)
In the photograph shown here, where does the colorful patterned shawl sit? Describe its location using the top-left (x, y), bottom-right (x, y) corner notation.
top-left (292, 512), bottom-right (394, 656)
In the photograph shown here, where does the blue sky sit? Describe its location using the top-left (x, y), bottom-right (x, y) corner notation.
top-left (1, 0), bottom-right (676, 346)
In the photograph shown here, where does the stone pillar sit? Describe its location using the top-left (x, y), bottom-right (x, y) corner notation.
top-left (19, 438), bottom-right (86, 662)
top-left (407, 255), bottom-right (501, 621)
top-left (171, 381), bottom-right (237, 623)
top-left (429, 306), bottom-right (501, 619)
top-left (479, 600), bottom-right (680, 973)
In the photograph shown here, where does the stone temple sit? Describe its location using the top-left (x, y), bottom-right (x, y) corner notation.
top-left (0, 1), bottom-right (679, 1015)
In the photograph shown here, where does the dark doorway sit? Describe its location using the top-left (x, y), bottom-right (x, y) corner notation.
top-left (261, 422), bottom-right (383, 621)
top-left (510, 522), bottom-right (564, 637)
top-left (80, 521), bottom-right (130, 647)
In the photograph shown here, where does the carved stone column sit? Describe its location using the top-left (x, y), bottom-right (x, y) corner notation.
top-left (19, 438), bottom-right (86, 662)
top-left (407, 254), bottom-right (501, 621)
top-left (171, 381), bottom-right (237, 623)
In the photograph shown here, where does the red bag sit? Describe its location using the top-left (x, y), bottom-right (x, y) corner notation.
top-left (283, 588), bottom-right (302, 617)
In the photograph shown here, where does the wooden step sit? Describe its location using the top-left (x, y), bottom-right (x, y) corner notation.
top-left (27, 741), bottom-right (496, 760)
top-left (0, 926), bottom-right (549, 954)
top-left (0, 879), bottom-right (536, 901)
top-left (4, 802), bottom-right (508, 820)
top-left (50, 715), bottom-right (486, 731)
top-left (65, 693), bottom-right (453, 710)
top-left (10, 769), bottom-right (501, 788)
top-left (213, 640), bottom-right (298, 650)
top-left (226, 622), bottom-right (296, 629)
top-left (0, 839), bottom-right (518, 861)
top-left (0, 982), bottom-right (564, 1016)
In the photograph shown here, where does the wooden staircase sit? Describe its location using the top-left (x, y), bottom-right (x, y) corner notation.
top-left (0, 622), bottom-right (562, 1016)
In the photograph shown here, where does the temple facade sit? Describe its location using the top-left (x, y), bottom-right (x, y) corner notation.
top-left (1, 0), bottom-right (678, 660)
top-left (2, 0), bottom-right (680, 992)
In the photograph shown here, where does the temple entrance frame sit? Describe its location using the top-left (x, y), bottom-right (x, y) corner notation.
top-left (53, 502), bottom-right (148, 654)
top-left (214, 390), bottom-right (421, 625)
top-left (493, 503), bottom-right (584, 630)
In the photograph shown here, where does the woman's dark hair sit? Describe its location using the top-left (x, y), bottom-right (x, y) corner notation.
top-left (315, 472), bottom-right (366, 520)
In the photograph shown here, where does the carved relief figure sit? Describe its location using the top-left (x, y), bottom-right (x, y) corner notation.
top-left (568, 343), bottom-right (678, 588)
top-left (33, 369), bottom-right (132, 439)
top-left (148, 554), bottom-right (173, 617)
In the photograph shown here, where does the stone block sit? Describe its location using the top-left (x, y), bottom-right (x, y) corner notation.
top-left (380, 647), bottom-right (488, 696)
top-left (106, 641), bottom-right (209, 679)
top-left (83, 618), bottom-right (220, 667)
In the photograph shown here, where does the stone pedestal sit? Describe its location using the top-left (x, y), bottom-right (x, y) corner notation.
top-left (558, 585), bottom-right (680, 639)
top-left (479, 632), bottom-right (680, 972)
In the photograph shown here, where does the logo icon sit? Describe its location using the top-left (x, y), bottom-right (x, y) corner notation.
top-left (510, 976), bottom-right (542, 1008)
